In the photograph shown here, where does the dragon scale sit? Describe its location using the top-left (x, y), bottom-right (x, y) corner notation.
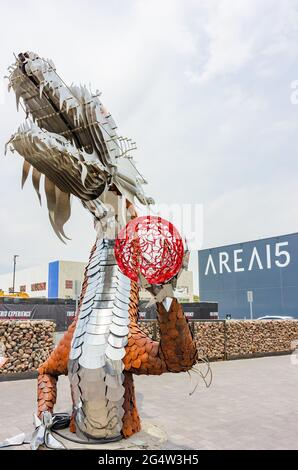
top-left (69, 238), bottom-right (129, 440)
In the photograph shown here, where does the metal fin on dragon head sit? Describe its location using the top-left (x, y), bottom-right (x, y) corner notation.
top-left (6, 51), bottom-right (154, 242)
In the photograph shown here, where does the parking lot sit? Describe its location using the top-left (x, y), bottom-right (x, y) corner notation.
top-left (0, 355), bottom-right (297, 450)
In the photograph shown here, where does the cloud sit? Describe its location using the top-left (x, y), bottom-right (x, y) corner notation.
top-left (187, 0), bottom-right (298, 82)
top-left (0, 0), bottom-right (298, 298)
top-left (204, 179), bottom-right (298, 249)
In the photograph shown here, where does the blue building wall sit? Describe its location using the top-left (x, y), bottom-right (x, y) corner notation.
top-left (48, 261), bottom-right (59, 298)
top-left (198, 233), bottom-right (298, 319)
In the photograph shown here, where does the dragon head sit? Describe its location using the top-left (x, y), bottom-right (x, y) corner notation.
top-left (6, 51), bottom-right (154, 241)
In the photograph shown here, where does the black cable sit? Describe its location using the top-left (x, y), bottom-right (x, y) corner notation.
top-left (52, 412), bottom-right (71, 430)
top-left (51, 429), bottom-right (122, 446)
top-left (51, 413), bottom-right (122, 446)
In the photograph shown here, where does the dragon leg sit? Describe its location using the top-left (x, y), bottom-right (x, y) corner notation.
top-left (125, 284), bottom-right (197, 375)
top-left (37, 319), bottom-right (78, 418)
top-left (36, 247), bottom-right (93, 421)
top-left (121, 283), bottom-right (197, 438)
top-left (122, 371), bottom-right (141, 438)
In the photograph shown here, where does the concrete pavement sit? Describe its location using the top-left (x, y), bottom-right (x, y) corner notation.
top-left (0, 355), bottom-right (297, 450)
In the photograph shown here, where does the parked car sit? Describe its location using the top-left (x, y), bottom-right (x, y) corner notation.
top-left (256, 315), bottom-right (294, 320)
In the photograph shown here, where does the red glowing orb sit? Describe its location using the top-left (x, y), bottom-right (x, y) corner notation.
top-left (114, 216), bottom-right (184, 284)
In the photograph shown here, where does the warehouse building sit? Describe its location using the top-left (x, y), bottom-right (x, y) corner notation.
top-left (198, 233), bottom-right (298, 319)
top-left (0, 260), bottom-right (194, 302)
top-left (0, 261), bottom-right (85, 299)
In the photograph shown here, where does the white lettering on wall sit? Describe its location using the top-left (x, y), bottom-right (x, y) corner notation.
top-left (203, 241), bottom-right (291, 276)
top-left (234, 249), bottom-right (244, 272)
top-left (205, 255), bottom-right (217, 275)
top-left (248, 247), bottom-right (263, 271)
top-left (266, 244), bottom-right (271, 269)
top-left (219, 252), bottom-right (231, 274)
top-left (275, 242), bottom-right (290, 267)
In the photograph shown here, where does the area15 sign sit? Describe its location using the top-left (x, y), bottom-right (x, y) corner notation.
top-left (204, 241), bottom-right (290, 275)
top-left (198, 233), bottom-right (298, 319)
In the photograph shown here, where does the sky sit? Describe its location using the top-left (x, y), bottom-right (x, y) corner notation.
top-left (1, 0), bottom-right (298, 293)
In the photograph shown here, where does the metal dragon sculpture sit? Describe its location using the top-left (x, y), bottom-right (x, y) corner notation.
top-left (6, 52), bottom-right (198, 447)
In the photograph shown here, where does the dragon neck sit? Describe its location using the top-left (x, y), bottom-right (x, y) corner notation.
top-left (68, 238), bottom-right (131, 441)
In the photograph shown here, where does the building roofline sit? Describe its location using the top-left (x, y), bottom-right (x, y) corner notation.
top-left (199, 232), bottom-right (298, 252)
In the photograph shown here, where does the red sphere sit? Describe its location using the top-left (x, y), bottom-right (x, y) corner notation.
top-left (115, 216), bottom-right (184, 284)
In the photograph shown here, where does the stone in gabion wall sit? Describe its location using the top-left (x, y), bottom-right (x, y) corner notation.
top-left (0, 320), bottom-right (55, 375)
top-left (139, 319), bottom-right (298, 361)
top-left (139, 320), bottom-right (225, 359)
top-left (226, 320), bottom-right (298, 358)
top-left (193, 321), bottom-right (225, 360)
top-left (139, 321), bottom-right (160, 341)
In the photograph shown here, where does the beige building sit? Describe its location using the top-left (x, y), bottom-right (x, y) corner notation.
top-left (0, 260), bottom-right (85, 299)
top-left (57, 261), bottom-right (85, 299)
top-left (0, 259), bottom-right (193, 301)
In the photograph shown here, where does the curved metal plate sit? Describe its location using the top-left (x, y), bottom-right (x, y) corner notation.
top-left (69, 345), bottom-right (82, 360)
top-left (81, 297), bottom-right (95, 310)
top-left (85, 333), bottom-right (109, 346)
top-left (81, 291), bottom-right (96, 304)
top-left (112, 305), bottom-right (129, 318)
top-left (114, 295), bottom-right (129, 306)
top-left (115, 290), bottom-right (130, 304)
top-left (86, 323), bottom-right (111, 335)
top-left (86, 275), bottom-right (104, 288)
top-left (69, 372), bottom-right (80, 386)
top-left (117, 273), bottom-right (131, 284)
top-left (79, 307), bottom-right (93, 319)
top-left (68, 359), bottom-right (80, 374)
top-left (93, 293), bottom-right (115, 302)
top-left (108, 333), bottom-right (128, 348)
top-left (78, 366), bottom-right (106, 381)
top-left (106, 385), bottom-right (125, 402)
top-left (91, 301), bottom-right (115, 310)
top-left (81, 386), bottom-right (106, 402)
top-left (86, 272), bottom-right (104, 284)
top-left (88, 264), bottom-right (106, 273)
top-left (72, 334), bottom-right (85, 348)
top-left (80, 303), bottom-right (93, 313)
top-left (87, 315), bottom-right (113, 326)
top-left (105, 344), bottom-right (126, 361)
top-left (109, 323), bottom-right (129, 336)
top-left (105, 373), bottom-right (124, 388)
top-left (89, 308), bottom-right (113, 316)
top-left (112, 316), bottom-right (130, 326)
top-left (79, 352), bottom-right (106, 369)
top-left (71, 384), bottom-right (81, 406)
top-left (118, 276), bottom-right (130, 288)
top-left (74, 322), bottom-right (88, 336)
top-left (81, 341), bottom-right (106, 355)
top-left (113, 298), bottom-right (129, 310)
top-left (105, 359), bottom-right (124, 376)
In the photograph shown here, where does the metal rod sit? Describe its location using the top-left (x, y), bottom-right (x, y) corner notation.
top-left (12, 255), bottom-right (19, 294)
top-left (249, 300), bottom-right (253, 320)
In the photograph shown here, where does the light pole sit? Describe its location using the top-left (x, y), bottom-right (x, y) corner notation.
top-left (12, 255), bottom-right (19, 294)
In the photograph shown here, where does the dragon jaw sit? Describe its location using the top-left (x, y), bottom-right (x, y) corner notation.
top-left (6, 51), bottom-right (154, 242)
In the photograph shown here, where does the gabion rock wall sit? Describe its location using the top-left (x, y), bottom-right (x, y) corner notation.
top-left (0, 320), bottom-right (55, 375)
top-left (139, 319), bottom-right (298, 360)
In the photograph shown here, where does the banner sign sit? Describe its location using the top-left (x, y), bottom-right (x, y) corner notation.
top-left (0, 304), bottom-right (76, 330)
top-left (0, 310), bottom-right (32, 319)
